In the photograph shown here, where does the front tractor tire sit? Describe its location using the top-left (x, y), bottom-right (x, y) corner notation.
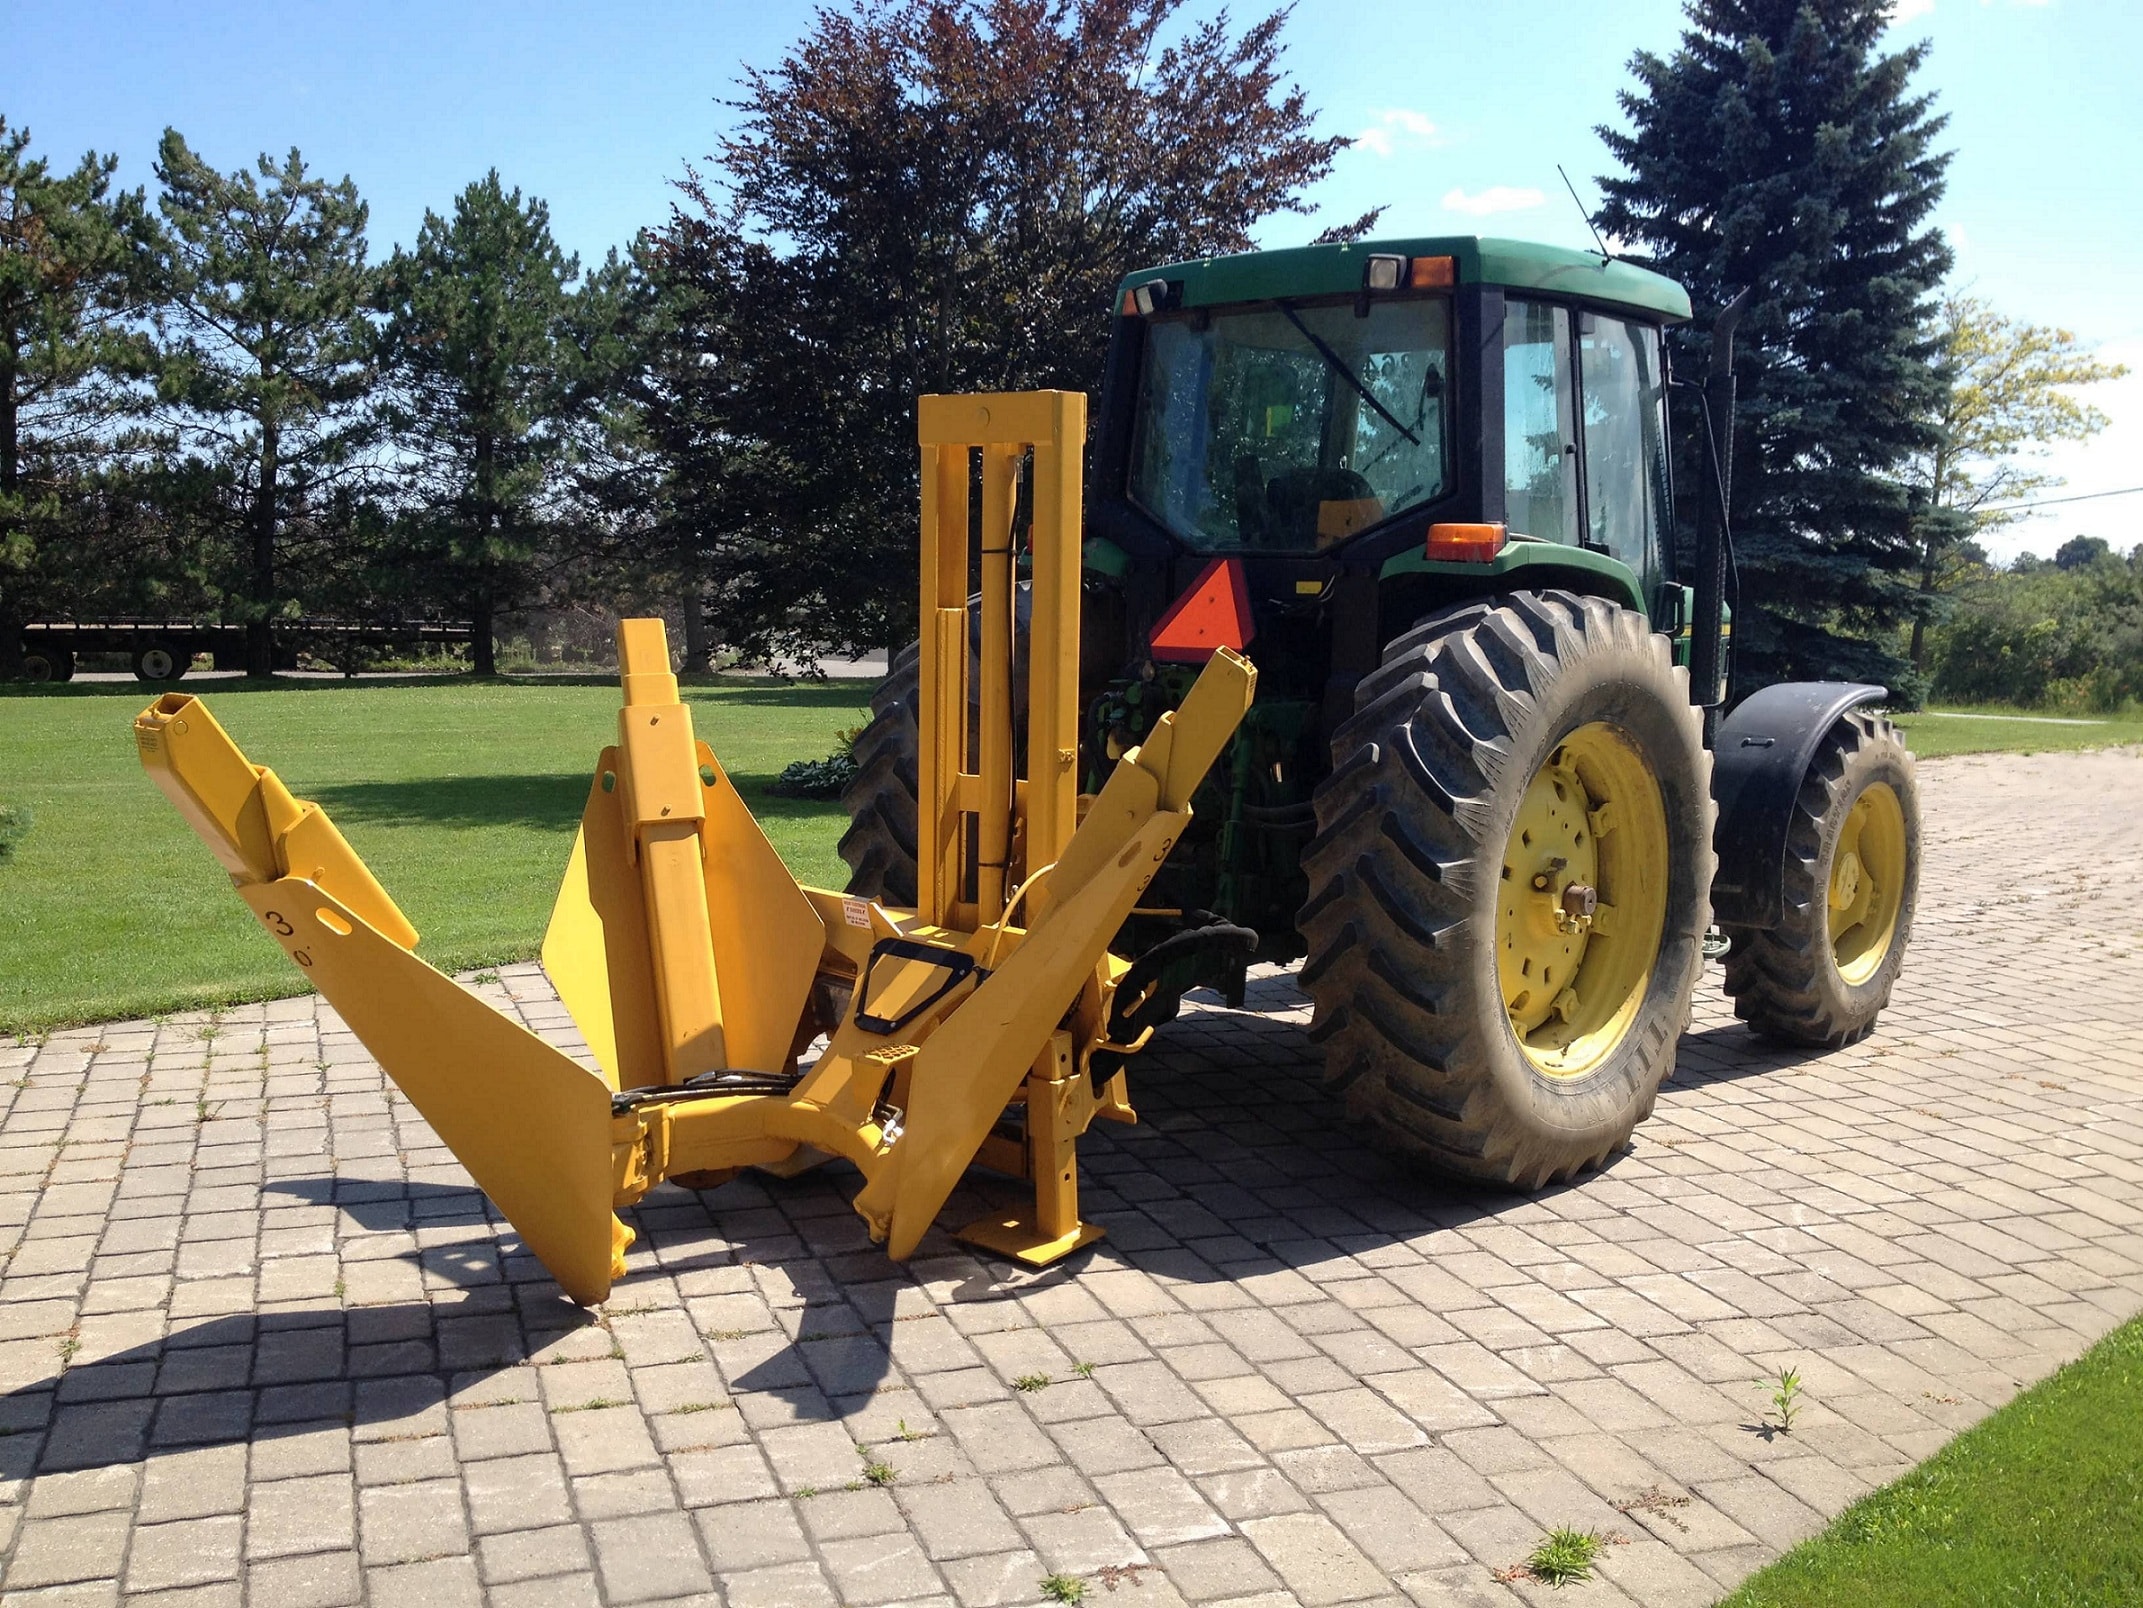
top-left (1299, 590), bottom-right (1713, 1189)
top-left (1722, 712), bottom-right (1919, 1048)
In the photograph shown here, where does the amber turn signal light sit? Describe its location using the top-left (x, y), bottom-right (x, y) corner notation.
top-left (1426, 522), bottom-right (1505, 562)
top-left (1409, 255), bottom-right (1456, 289)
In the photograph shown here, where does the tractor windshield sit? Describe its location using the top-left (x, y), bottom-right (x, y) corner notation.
top-left (1128, 297), bottom-right (1451, 552)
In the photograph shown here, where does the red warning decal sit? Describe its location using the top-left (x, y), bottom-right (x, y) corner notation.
top-left (1149, 557), bottom-right (1255, 664)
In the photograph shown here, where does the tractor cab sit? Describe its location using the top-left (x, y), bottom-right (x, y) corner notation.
top-left (1087, 236), bottom-right (1694, 667)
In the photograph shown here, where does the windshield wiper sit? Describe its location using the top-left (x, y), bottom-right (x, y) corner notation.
top-left (1276, 301), bottom-right (1420, 448)
top-left (1358, 372), bottom-right (1438, 478)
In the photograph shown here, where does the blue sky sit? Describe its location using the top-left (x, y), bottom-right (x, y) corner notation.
top-left (7, 0), bottom-right (2136, 555)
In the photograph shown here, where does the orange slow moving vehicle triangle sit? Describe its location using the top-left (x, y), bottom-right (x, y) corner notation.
top-left (1149, 556), bottom-right (1256, 663)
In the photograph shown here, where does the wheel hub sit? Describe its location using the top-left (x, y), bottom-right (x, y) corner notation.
top-left (1829, 782), bottom-right (1906, 985)
top-left (1495, 724), bottom-right (1672, 1078)
top-left (1829, 850), bottom-right (1862, 910)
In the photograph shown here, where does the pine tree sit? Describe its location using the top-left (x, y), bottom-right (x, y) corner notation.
top-left (0, 117), bottom-right (156, 676)
top-left (1596, 0), bottom-right (1953, 693)
top-left (629, 223), bottom-right (798, 669)
top-left (376, 172), bottom-right (585, 674)
top-left (151, 132), bottom-right (374, 676)
top-left (551, 242), bottom-right (710, 663)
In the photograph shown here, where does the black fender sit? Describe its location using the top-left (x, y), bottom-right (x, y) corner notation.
top-left (1708, 682), bottom-right (1886, 929)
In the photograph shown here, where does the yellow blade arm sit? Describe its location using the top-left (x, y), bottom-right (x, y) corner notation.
top-left (136, 693), bottom-right (626, 1304)
top-left (136, 693), bottom-right (416, 948)
top-left (241, 884), bottom-right (622, 1304)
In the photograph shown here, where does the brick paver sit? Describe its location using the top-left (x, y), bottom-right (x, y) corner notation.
top-left (2, 747), bottom-right (2140, 1605)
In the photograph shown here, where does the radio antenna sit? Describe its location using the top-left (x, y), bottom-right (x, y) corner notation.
top-left (1558, 164), bottom-right (1613, 261)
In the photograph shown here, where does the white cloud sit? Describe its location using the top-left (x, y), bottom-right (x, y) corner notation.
top-left (1441, 185), bottom-right (1547, 218)
top-left (1889, 0), bottom-right (2054, 21)
top-left (1354, 108), bottom-right (1438, 159)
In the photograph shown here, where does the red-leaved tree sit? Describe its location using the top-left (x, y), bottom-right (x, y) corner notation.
top-left (643, 0), bottom-right (1372, 661)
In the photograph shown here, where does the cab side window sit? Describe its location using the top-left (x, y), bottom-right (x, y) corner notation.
top-left (1503, 301), bottom-right (1580, 546)
top-left (1578, 314), bottom-right (1669, 587)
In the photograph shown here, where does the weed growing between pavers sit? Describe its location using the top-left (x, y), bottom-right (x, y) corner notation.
top-left (1765, 1363), bottom-right (1806, 1434)
top-left (1498, 1529), bottom-right (1609, 1588)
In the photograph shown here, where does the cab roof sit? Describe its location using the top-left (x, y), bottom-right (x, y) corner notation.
top-left (1119, 234), bottom-right (1692, 323)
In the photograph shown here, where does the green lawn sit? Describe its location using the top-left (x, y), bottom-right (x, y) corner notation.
top-left (1890, 704), bottom-right (2143, 758)
top-left (1719, 1313), bottom-right (2143, 1606)
top-left (4, 673), bottom-right (2135, 1036)
top-left (0, 674), bottom-right (873, 1034)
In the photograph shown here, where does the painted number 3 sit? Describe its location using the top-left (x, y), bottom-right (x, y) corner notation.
top-left (262, 911), bottom-right (313, 968)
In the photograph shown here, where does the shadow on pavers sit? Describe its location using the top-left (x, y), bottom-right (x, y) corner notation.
top-left (0, 1175), bottom-right (903, 1479)
top-left (0, 973), bottom-right (1805, 1480)
top-left (1671, 1022), bottom-right (1848, 1086)
top-left (2, 1298), bottom-right (576, 1481)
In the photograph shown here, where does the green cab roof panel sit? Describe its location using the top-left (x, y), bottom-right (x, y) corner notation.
top-left (1121, 235), bottom-right (1693, 323)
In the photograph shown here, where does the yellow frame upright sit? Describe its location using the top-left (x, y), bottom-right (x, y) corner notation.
top-left (916, 391), bottom-right (1086, 928)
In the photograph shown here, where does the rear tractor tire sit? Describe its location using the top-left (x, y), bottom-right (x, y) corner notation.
top-left (1722, 712), bottom-right (1919, 1048)
top-left (1298, 590), bottom-right (1713, 1189)
top-left (837, 643), bottom-right (922, 907)
top-left (837, 591), bottom-right (1033, 908)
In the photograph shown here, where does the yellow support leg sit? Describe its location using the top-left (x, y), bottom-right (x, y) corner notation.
top-left (956, 1031), bottom-right (1108, 1267)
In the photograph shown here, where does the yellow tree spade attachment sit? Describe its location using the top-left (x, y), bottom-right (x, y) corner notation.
top-left (134, 391), bottom-right (1255, 1305)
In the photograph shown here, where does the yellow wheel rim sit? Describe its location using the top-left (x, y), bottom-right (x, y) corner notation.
top-left (1495, 723), bottom-right (1671, 1079)
top-left (1829, 781), bottom-right (1906, 985)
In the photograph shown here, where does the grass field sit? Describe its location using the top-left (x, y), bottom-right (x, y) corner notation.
top-left (1889, 704), bottom-right (2143, 758)
top-left (1719, 1314), bottom-right (2143, 1607)
top-left (0, 674), bottom-right (873, 1034)
top-left (3, 677), bottom-right (2138, 1035)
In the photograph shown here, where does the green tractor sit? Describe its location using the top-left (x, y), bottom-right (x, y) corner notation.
top-left (840, 235), bottom-right (1920, 1190)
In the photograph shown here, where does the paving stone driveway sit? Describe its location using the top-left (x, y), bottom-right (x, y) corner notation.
top-left (3, 747), bottom-right (2141, 1608)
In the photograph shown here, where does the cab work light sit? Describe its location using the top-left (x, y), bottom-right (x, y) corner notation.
top-left (1125, 279), bottom-right (1174, 317)
top-left (1426, 522), bottom-right (1505, 562)
top-left (1359, 254), bottom-right (1454, 305)
top-left (1362, 254), bottom-right (1406, 292)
